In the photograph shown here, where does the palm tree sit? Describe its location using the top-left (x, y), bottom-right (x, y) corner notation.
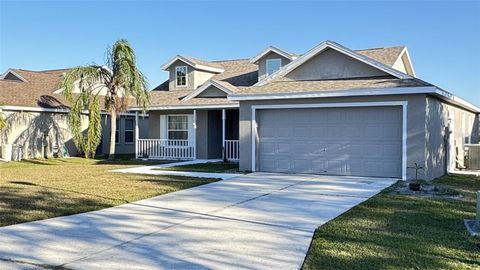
top-left (61, 39), bottom-right (149, 159)
top-left (0, 109), bottom-right (5, 130)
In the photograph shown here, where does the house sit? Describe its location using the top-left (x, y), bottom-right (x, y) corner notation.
top-left (0, 68), bottom-right (148, 160)
top-left (132, 40), bottom-right (479, 180)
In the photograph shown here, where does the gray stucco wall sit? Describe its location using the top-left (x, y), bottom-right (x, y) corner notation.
top-left (424, 97), bottom-right (448, 180)
top-left (425, 96), bottom-right (479, 179)
top-left (239, 94), bottom-right (427, 180)
top-left (101, 115), bottom-right (149, 155)
top-left (197, 85), bottom-right (228, 98)
top-left (285, 48), bottom-right (388, 80)
top-left (257, 52), bottom-right (292, 81)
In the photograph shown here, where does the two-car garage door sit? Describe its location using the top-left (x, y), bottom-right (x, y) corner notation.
top-left (257, 106), bottom-right (402, 178)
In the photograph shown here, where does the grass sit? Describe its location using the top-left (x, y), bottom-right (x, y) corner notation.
top-left (302, 174), bottom-right (480, 270)
top-left (0, 157), bottom-right (218, 227)
top-left (156, 162), bottom-right (241, 173)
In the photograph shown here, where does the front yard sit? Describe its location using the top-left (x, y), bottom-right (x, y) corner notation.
top-left (0, 157), bottom-right (218, 227)
top-left (302, 174), bottom-right (480, 270)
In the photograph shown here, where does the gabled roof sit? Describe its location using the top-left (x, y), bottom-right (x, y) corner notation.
top-left (0, 69), bottom-right (69, 108)
top-left (182, 80), bottom-right (237, 101)
top-left (249, 46), bottom-right (298, 64)
top-left (255, 40), bottom-right (413, 86)
top-left (356, 46), bottom-right (405, 66)
top-left (0, 69), bottom-right (28, 82)
top-left (161, 55), bottom-right (225, 73)
top-left (356, 46), bottom-right (416, 76)
top-left (153, 59), bottom-right (258, 91)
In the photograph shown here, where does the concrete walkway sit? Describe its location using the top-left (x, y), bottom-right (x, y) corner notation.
top-left (0, 173), bottom-right (397, 270)
top-left (112, 159), bottom-right (242, 180)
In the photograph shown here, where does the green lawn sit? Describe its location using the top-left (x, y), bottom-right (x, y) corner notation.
top-left (156, 162), bottom-right (241, 173)
top-left (302, 174), bottom-right (480, 270)
top-left (0, 157), bottom-right (218, 227)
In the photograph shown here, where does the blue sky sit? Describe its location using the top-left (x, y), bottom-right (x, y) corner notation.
top-left (1, 0), bottom-right (479, 105)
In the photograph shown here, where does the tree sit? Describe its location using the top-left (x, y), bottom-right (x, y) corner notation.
top-left (61, 39), bottom-right (149, 159)
top-left (0, 107), bottom-right (5, 130)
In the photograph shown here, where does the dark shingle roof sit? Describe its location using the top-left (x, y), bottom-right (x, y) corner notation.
top-left (0, 69), bottom-right (69, 108)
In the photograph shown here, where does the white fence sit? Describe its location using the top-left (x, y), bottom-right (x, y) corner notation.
top-left (224, 140), bottom-right (239, 161)
top-left (136, 139), bottom-right (195, 160)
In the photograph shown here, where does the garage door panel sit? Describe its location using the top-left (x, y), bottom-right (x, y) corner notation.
top-left (260, 127), bottom-right (277, 138)
top-left (292, 159), bottom-right (311, 173)
top-left (383, 144), bottom-right (401, 158)
top-left (276, 160), bottom-right (291, 172)
top-left (383, 161), bottom-right (401, 175)
top-left (310, 126), bottom-right (327, 137)
top-left (259, 142), bottom-right (276, 155)
top-left (364, 125), bottom-right (384, 139)
top-left (364, 144), bottom-right (382, 157)
top-left (327, 111), bottom-right (345, 122)
top-left (326, 160), bottom-right (344, 173)
top-left (276, 142), bottom-right (291, 154)
top-left (258, 106), bottom-right (402, 178)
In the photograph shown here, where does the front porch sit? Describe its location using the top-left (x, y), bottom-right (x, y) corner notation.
top-left (135, 108), bottom-right (239, 161)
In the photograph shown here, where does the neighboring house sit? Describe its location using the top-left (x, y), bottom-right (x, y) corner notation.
top-left (0, 68), bottom-right (148, 160)
top-left (132, 40), bottom-right (479, 180)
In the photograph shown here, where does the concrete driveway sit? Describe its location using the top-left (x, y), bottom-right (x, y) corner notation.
top-left (0, 173), bottom-right (396, 270)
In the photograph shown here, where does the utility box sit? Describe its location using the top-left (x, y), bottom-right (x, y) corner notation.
top-left (1, 144), bottom-right (12, 161)
top-left (465, 144), bottom-right (480, 170)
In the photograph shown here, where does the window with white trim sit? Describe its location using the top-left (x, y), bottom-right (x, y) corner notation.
top-left (124, 118), bottom-right (134, 143)
top-left (175, 66), bottom-right (187, 87)
top-left (167, 115), bottom-right (188, 140)
top-left (266, 58), bottom-right (281, 75)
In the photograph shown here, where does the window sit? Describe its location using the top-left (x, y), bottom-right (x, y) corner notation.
top-left (175, 66), bottom-right (187, 87)
top-left (167, 115), bottom-right (188, 140)
top-left (115, 119), bottom-right (120, 144)
top-left (124, 118), bottom-right (134, 143)
top-left (266, 58), bottom-right (282, 75)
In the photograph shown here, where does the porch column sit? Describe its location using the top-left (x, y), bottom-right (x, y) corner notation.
top-left (135, 111), bottom-right (139, 159)
top-left (222, 109), bottom-right (226, 160)
top-left (193, 110), bottom-right (197, 160)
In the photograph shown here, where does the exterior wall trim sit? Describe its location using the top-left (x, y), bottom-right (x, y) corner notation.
top-left (131, 104), bottom-right (239, 111)
top-left (229, 86), bottom-right (480, 113)
top-left (250, 101), bottom-right (408, 180)
top-left (1, 105), bottom-right (149, 117)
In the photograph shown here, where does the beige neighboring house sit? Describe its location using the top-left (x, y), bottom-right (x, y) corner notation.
top-left (131, 40), bottom-right (479, 180)
top-left (0, 68), bottom-right (148, 160)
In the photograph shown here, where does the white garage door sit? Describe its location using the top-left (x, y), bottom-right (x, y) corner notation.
top-left (257, 106), bottom-right (402, 178)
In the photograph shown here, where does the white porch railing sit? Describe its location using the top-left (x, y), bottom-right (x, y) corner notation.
top-left (136, 139), bottom-right (195, 160)
top-left (224, 140), bottom-right (239, 161)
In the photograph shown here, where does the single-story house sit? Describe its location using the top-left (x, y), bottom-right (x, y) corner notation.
top-left (0, 68), bottom-right (149, 160)
top-left (132, 40), bottom-right (479, 180)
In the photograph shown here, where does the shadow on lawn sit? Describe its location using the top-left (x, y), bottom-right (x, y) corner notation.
top-left (0, 185), bottom-right (113, 227)
top-left (1, 176), bottom-right (217, 227)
